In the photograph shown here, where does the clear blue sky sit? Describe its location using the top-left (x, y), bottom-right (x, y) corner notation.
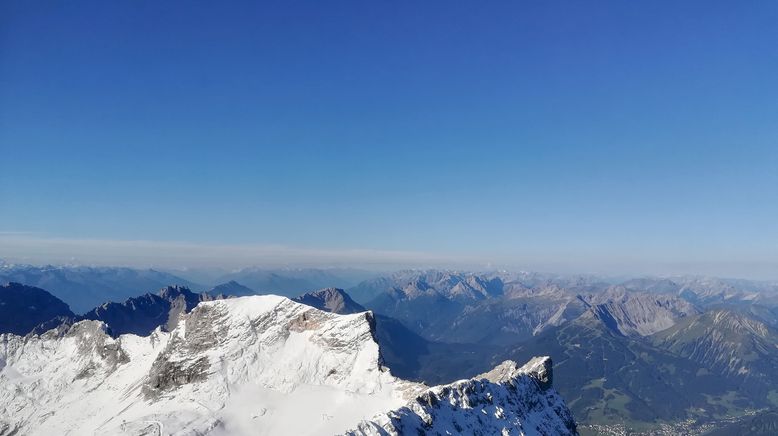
top-left (1, 1), bottom-right (777, 276)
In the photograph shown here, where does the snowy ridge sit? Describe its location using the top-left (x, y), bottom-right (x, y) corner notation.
top-left (0, 295), bottom-right (577, 435)
top-left (347, 357), bottom-right (577, 436)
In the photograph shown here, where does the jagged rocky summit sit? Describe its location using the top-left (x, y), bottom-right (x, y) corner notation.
top-left (0, 294), bottom-right (577, 435)
top-left (292, 287), bottom-right (366, 314)
top-left (347, 356), bottom-right (577, 436)
top-left (82, 284), bottom-right (220, 336)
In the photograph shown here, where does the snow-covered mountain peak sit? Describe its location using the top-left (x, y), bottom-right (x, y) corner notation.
top-left (144, 295), bottom-right (397, 399)
top-left (0, 295), bottom-right (416, 435)
top-left (1, 295), bottom-right (578, 435)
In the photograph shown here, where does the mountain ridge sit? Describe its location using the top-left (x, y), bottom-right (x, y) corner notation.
top-left (0, 282), bottom-right (75, 335)
top-left (0, 294), bottom-right (578, 435)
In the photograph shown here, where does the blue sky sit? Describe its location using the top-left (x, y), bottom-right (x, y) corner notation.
top-left (1, 1), bottom-right (777, 276)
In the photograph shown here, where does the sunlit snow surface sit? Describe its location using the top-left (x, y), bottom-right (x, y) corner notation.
top-left (0, 295), bottom-right (576, 435)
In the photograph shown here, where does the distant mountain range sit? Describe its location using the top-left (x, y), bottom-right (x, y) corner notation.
top-left (208, 280), bottom-right (254, 297)
top-left (345, 270), bottom-right (778, 432)
top-left (205, 267), bottom-right (376, 297)
top-left (5, 266), bottom-right (778, 433)
top-left (0, 263), bottom-right (200, 313)
top-left (0, 263), bottom-right (381, 312)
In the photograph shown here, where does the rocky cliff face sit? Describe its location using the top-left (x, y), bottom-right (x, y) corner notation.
top-left (583, 287), bottom-right (700, 337)
top-left (0, 295), bottom-right (577, 436)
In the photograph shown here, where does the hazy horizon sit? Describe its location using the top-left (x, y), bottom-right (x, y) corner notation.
top-left (2, 233), bottom-right (777, 281)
